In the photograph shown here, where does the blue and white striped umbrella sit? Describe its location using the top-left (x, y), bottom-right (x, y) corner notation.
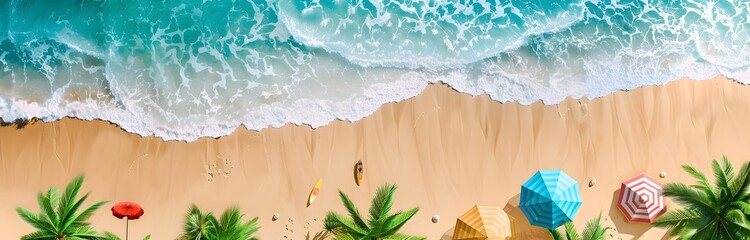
top-left (519, 170), bottom-right (582, 229)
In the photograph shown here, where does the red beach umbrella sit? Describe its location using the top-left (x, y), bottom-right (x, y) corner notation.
top-left (617, 173), bottom-right (667, 223)
top-left (112, 201), bottom-right (144, 219)
top-left (112, 201), bottom-right (144, 240)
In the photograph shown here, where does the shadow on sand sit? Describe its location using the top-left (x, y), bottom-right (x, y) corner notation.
top-left (0, 118), bottom-right (37, 129)
top-left (440, 227), bottom-right (454, 240)
top-left (503, 194), bottom-right (554, 240)
top-left (607, 189), bottom-right (653, 239)
top-left (440, 195), bottom-right (551, 239)
top-left (305, 230), bottom-right (330, 240)
top-left (442, 191), bottom-right (673, 240)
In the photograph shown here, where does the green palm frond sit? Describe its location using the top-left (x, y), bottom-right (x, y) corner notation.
top-left (581, 215), bottom-right (607, 240)
top-left (182, 205), bottom-right (215, 239)
top-left (58, 225), bottom-right (103, 239)
top-left (720, 157), bottom-right (735, 183)
top-left (724, 209), bottom-right (749, 228)
top-left (656, 157), bottom-right (750, 239)
top-left (181, 205), bottom-right (260, 240)
top-left (661, 182), bottom-right (715, 213)
top-left (16, 175), bottom-right (108, 240)
top-left (681, 165), bottom-right (717, 201)
top-left (724, 221), bottom-right (750, 239)
top-left (549, 229), bottom-right (565, 240)
top-left (324, 212), bottom-right (367, 237)
top-left (308, 230), bottom-right (331, 240)
top-left (382, 208), bottom-right (420, 236)
top-left (368, 184), bottom-right (396, 226)
top-left (690, 220), bottom-right (721, 239)
top-left (675, 228), bottom-right (697, 240)
top-left (338, 190), bottom-right (368, 230)
top-left (325, 184), bottom-right (423, 239)
top-left (216, 207), bottom-right (242, 237)
top-left (19, 231), bottom-right (57, 240)
top-left (37, 189), bottom-right (59, 229)
top-left (216, 207), bottom-right (260, 240)
top-left (331, 232), bottom-right (357, 240)
top-left (16, 207), bottom-right (56, 233)
top-left (564, 222), bottom-right (579, 240)
top-left (103, 231), bottom-right (120, 240)
top-left (243, 217), bottom-right (260, 239)
top-left (728, 201), bottom-right (750, 215)
top-left (711, 159), bottom-right (731, 201)
top-left (63, 193), bottom-right (107, 230)
top-left (58, 175), bottom-right (84, 220)
top-left (728, 161), bottom-right (750, 202)
top-left (61, 192), bottom-right (91, 230)
top-left (548, 215), bottom-right (607, 240)
top-left (652, 208), bottom-right (701, 229)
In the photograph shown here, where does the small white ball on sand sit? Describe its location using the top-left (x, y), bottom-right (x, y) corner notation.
top-left (588, 178), bottom-right (596, 187)
top-left (659, 172), bottom-right (667, 178)
top-left (432, 215), bottom-right (439, 223)
top-left (272, 213), bottom-right (280, 221)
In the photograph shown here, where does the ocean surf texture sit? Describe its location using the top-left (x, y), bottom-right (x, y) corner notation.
top-left (1, 0), bottom-right (749, 141)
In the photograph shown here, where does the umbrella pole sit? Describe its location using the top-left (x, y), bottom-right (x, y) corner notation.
top-left (125, 218), bottom-right (129, 240)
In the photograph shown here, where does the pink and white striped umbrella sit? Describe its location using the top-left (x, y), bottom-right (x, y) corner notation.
top-left (617, 173), bottom-right (667, 223)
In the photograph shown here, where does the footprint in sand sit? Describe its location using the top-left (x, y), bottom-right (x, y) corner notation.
top-left (203, 155), bottom-right (235, 181)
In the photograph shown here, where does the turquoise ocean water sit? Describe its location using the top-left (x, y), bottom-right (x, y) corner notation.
top-left (1, 0), bottom-right (748, 141)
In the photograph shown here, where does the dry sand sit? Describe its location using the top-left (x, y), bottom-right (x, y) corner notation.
top-left (2, 76), bottom-right (750, 239)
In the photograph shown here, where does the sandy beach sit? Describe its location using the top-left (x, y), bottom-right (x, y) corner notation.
top-left (3, 76), bottom-right (750, 239)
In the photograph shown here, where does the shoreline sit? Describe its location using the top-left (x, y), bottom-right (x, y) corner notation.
top-left (3, 76), bottom-right (750, 239)
top-left (0, 75), bottom-right (733, 143)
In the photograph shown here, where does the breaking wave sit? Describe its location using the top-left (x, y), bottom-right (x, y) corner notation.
top-left (1, 0), bottom-right (749, 141)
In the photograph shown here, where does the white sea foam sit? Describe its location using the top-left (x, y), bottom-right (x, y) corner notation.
top-left (2, 0), bottom-right (750, 142)
top-left (0, 56), bottom-right (739, 143)
top-left (277, 0), bottom-right (590, 70)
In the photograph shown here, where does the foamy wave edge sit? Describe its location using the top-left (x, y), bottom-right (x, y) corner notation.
top-left (2, 69), bottom-right (748, 142)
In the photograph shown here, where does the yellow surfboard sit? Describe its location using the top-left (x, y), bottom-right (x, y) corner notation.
top-left (355, 160), bottom-right (364, 186)
top-left (307, 178), bottom-right (323, 207)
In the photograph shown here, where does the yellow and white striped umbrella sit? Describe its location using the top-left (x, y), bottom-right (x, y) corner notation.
top-left (453, 205), bottom-right (516, 240)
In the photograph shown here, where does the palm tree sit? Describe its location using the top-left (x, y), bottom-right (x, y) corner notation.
top-left (549, 214), bottom-right (609, 240)
top-left (324, 184), bottom-right (425, 240)
top-left (652, 157), bottom-right (750, 239)
top-left (16, 175), bottom-right (108, 240)
top-left (180, 205), bottom-right (260, 240)
top-left (182, 205), bottom-right (214, 239)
